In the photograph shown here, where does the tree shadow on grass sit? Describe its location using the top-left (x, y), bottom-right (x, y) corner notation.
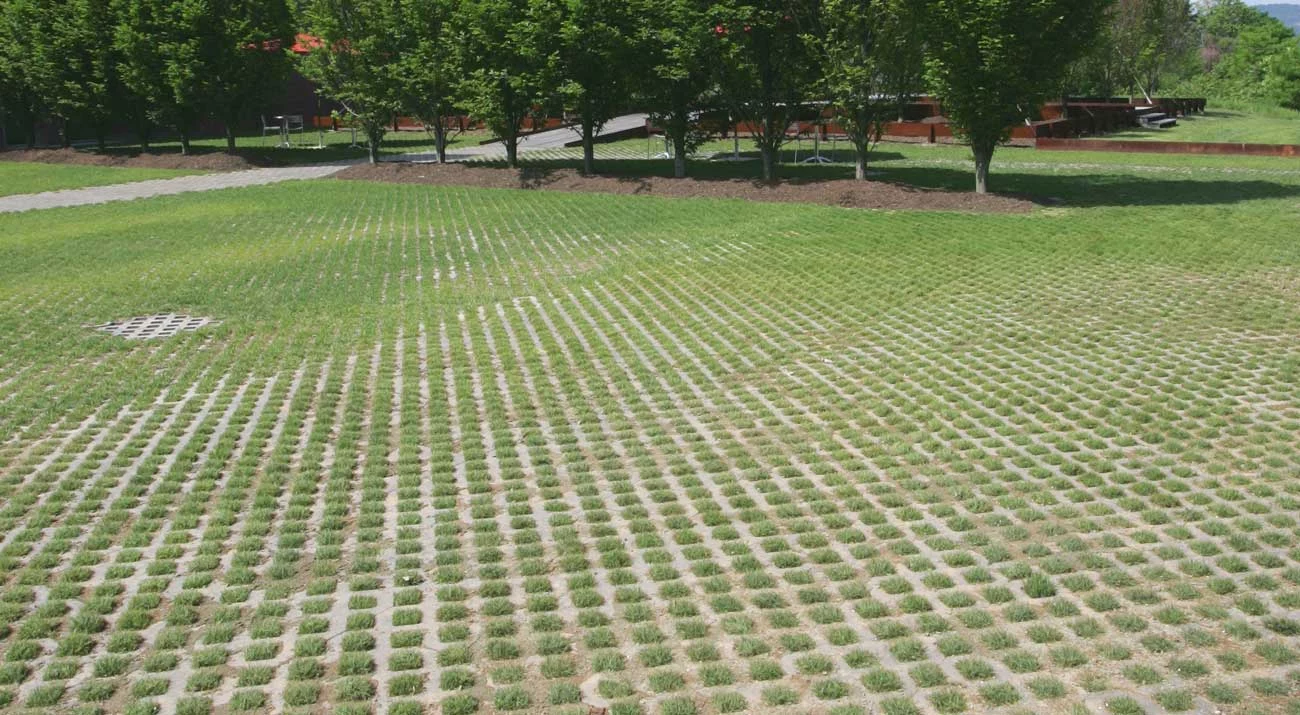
top-left (877, 165), bottom-right (1300, 208)
top-left (479, 153), bottom-right (905, 183)
top-left (472, 156), bottom-right (1300, 208)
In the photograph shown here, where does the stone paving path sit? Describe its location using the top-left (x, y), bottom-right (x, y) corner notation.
top-left (394, 113), bottom-right (650, 162)
top-left (0, 163), bottom-right (349, 214)
top-left (1, 114), bottom-right (654, 214)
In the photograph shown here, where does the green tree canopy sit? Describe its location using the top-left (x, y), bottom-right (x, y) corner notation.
top-left (925, 0), bottom-right (1110, 193)
top-left (207, 0), bottom-right (295, 152)
top-left (50, 0), bottom-right (124, 148)
top-left (713, 0), bottom-right (821, 181)
top-left (637, 0), bottom-right (715, 178)
top-left (395, 0), bottom-right (462, 163)
top-left (300, 0), bottom-right (407, 163)
top-left (0, 0), bottom-right (59, 147)
top-left (816, 0), bottom-right (925, 180)
top-left (556, 0), bottom-right (636, 174)
top-left (116, 0), bottom-right (222, 153)
top-left (455, 0), bottom-right (561, 167)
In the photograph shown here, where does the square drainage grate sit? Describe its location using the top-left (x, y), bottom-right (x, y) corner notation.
top-left (90, 314), bottom-right (220, 340)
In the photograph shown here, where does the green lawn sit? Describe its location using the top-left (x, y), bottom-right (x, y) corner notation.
top-left (1096, 107), bottom-right (1300, 145)
top-left (1, 155), bottom-right (1299, 715)
top-left (0, 161), bottom-right (198, 197)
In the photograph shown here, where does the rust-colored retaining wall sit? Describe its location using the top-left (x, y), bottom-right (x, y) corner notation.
top-left (1037, 138), bottom-right (1300, 157)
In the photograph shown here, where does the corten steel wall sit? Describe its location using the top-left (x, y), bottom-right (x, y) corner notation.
top-left (1037, 138), bottom-right (1300, 157)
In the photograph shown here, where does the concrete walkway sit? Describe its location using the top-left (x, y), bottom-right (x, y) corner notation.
top-left (395, 113), bottom-right (650, 162)
top-left (0, 163), bottom-right (349, 214)
top-left (1, 114), bottom-right (652, 213)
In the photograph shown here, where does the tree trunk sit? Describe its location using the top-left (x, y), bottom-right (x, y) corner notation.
top-left (854, 146), bottom-right (868, 181)
top-left (95, 126), bottom-right (107, 152)
top-left (505, 134), bottom-right (519, 168)
top-left (972, 143), bottom-right (994, 194)
top-left (367, 126), bottom-right (383, 164)
top-left (225, 124), bottom-right (237, 153)
top-left (60, 118), bottom-right (71, 148)
top-left (434, 122), bottom-right (447, 163)
top-left (672, 132), bottom-right (687, 179)
top-left (179, 130), bottom-right (191, 156)
top-left (760, 145), bottom-right (776, 182)
top-left (581, 119), bottom-right (595, 176)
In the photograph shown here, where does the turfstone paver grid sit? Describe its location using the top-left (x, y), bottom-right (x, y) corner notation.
top-left (0, 185), bottom-right (1297, 715)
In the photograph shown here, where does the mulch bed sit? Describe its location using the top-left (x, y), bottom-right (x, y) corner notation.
top-left (0, 148), bottom-right (262, 171)
top-left (337, 162), bottom-right (1036, 214)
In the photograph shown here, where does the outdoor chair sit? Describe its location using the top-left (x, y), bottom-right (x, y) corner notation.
top-left (285, 115), bottom-right (305, 146)
top-left (260, 115), bottom-right (280, 144)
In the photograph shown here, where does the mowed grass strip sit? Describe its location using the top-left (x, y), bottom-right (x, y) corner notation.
top-left (1096, 107), bottom-right (1300, 146)
top-left (0, 165), bottom-right (1298, 715)
top-left (0, 161), bottom-right (200, 197)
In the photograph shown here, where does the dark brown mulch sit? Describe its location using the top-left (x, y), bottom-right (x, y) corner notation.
top-left (336, 162), bottom-right (1035, 214)
top-left (0, 147), bottom-right (261, 171)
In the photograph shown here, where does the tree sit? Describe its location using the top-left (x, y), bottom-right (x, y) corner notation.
top-left (116, 0), bottom-right (220, 154)
top-left (207, 0), bottom-right (295, 152)
top-left (1205, 21), bottom-right (1300, 106)
top-left (1199, 0), bottom-right (1276, 43)
top-left (1110, 0), bottom-right (1197, 99)
top-left (556, 0), bottom-right (636, 175)
top-left (816, 0), bottom-right (925, 180)
top-left (713, 1), bottom-right (821, 181)
top-left (1263, 41), bottom-right (1300, 111)
top-left (455, 0), bottom-right (561, 168)
top-left (924, 0), bottom-right (1111, 194)
top-left (1176, 2), bottom-right (1300, 108)
top-left (0, 0), bottom-right (59, 147)
top-left (44, 0), bottom-right (119, 148)
top-left (300, 0), bottom-right (406, 163)
top-left (396, 0), bottom-right (461, 163)
top-left (638, 0), bottom-right (715, 179)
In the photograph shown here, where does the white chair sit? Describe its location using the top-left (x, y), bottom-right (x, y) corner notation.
top-left (260, 115), bottom-right (280, 145)
top-left (285, 115), bottom-right (305, 147)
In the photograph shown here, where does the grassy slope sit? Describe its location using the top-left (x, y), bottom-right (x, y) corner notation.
top-left (0, 162), bottom-right (198, 197)
top-left (0, 157), bottom-right (1298, 714)
top-left (1095, 108), bottom-right (1300, 145)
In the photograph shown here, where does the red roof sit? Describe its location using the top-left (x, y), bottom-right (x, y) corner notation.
top-left (291, 33), bottom-right (323, 54)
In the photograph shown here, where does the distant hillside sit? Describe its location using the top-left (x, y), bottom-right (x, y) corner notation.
top-left (1258, 3), bottom-right (1300, 33)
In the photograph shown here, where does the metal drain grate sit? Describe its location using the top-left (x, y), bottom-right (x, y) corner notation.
top-left (90, 314), bottom-right (220, 340)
